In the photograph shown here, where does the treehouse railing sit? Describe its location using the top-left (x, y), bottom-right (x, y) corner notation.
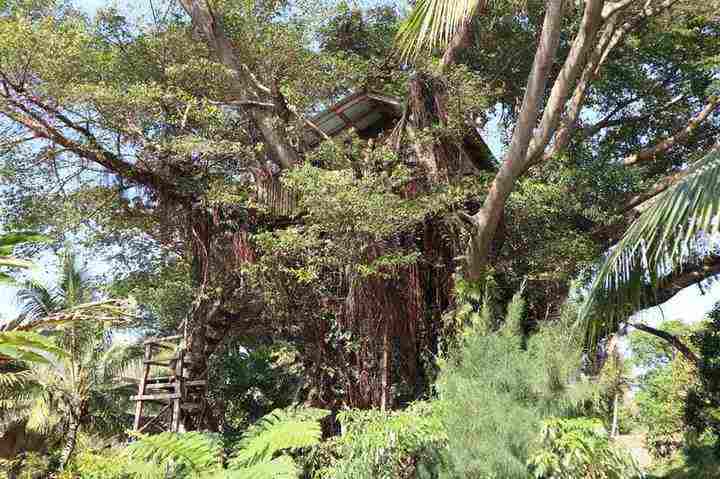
top-left (132, 335), bottom-right (207, 433)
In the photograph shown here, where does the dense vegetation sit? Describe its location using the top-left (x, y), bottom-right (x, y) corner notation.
top-left (0, 0), bottom-right (719, 477)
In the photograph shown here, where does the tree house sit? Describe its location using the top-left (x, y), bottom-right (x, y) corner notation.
top-left (131, 335), bottom-right (208, 433)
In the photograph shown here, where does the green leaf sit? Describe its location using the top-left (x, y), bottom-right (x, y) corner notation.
top-left (396, 0), bottom-right (481, 60)
top-left (225, 456), bottom-right (299, 479)
top-left (581, 150), bottom-right (720, 335)
top-left (228, 408), bottom-right (329, 469)
top-left (0, 271), bottom-right (17, 285)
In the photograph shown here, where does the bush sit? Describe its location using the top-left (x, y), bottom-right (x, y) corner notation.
top-left (528, 417), bottom-right (642, 479)
top-left (435, 287), bottom-right (590, 479)
top-left (67, 407), bottom-right (329, 479)
top-left (311, 402), bottom-right (446, 479)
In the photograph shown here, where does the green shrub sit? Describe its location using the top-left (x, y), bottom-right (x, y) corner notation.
top-left (312, 402), bottom-right (446, 479)
top-left (435, 287), bottom-right (590, 479)
top-left (528, 417), bottom-right (642, 479)
top-left (68, 407), bottom-right (329, 479)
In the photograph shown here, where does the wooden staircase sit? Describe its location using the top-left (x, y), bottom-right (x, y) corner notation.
top-left (132, 335), bottom-right (207, 433)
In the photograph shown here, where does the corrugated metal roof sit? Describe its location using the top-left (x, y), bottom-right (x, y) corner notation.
top-left (304, 91), bottom-right (403, 146)
top-left (303, 91), bottom-right (496, 169)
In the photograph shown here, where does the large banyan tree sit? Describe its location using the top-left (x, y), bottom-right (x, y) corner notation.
top-left (1, 0), bottom-right (719, 426)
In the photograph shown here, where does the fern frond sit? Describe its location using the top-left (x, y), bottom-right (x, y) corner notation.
top-left (225, 455), bottom-right (299, 479)
top-left (228, 407), bottom-right (329, 469)
top-left (128, 431), bottom-right (223, 474)
top-left (123, 459), bottom-right (168, 479)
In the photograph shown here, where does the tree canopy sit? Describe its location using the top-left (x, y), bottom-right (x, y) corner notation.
top-left (0, 0), bottom-right (719, 476)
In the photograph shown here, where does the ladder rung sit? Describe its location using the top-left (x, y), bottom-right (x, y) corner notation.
top-left (144, 335), bottom-right (183, 345)
top-left (132, 393), bottom-right (182, 401)
top-left (144, 379), bottom-right (205, 390)
top-left (146, 376), bottom-right (173, 383)
top-left (144, 360), bottom-right (173, 367)
top-left (145, 382), bottom-right (176, 390)
top-left (181, 403), bottom-right (202, 411)
top-left (145, 378), bottom-right (207, 389)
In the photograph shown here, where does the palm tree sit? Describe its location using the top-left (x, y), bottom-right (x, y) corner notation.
top-left (0, 252), bottom-right (142, 470)
top-left (0, 330), bottom-right (65, 364)
top-left (581, 149), bottom-right (720, 339)
top-left (0, 331), bottom-right (142, 469)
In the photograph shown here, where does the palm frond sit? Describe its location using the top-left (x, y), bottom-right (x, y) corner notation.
top-left (581, 150), bottom-right (720, 336)
top-left (99, 342), bottom-right (144, 383)
top-left (58, 250), bottom-right (86, 307)
top-left (0, 369), bottom-right (34, 389)
top-left (396, 0), bottom-right (481, 60)
top-left (0, 331), bottom-right (67, 363)
top-left (0, 231), bottom-right (49, 280)
top-left (0, 257), bottom-right (34, 269)
top-left (24, 392), bottom-right (60, 435)
top-left (0, 232), bottom-right (50, 256)
top-left (0, 271), bottom-right (17, 285)
top-left (16, 279), bottom-right (61, 321)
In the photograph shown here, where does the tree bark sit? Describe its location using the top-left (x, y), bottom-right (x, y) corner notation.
top-left (623, 96), bottom-right (720, 166)
top-left (543, 0), bottom-right (687, 162)
top-left (632, 322), bottom-right (699, 365)
top-left (381, 319), bottom-right (391, 412)
top-left (465, 0), bottom-right (566, 280)
top-left (440, 18), bottom-right (474, 70)
top-left (178, 0), bottom-right (299, 170)
top-left (525, 0), bottom-right (605, 166)
top-left (59, 416), bottom-right (80, 470)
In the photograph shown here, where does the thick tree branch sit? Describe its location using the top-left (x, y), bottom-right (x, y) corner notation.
top-left (645, 255), bottom-right (720, 309)
top-left (631, 322), bottom-right (699, 364)
top-left (601, 0), bottom-right (636, 19)
top-left (465, 0), bottom-right (566, 280)
top-left (623, 169), bottom-right (688, 212)
top-left (178, 0), bottom-right (299, 170)
top-left (624, 96), bottom-right (720, 166)
top-left (543, 16), bottom-right (621, 160)
top-left (440, 18), bottom-right (475, 70)
top-left (545, 0), bottom-right (685, 161)
top-left (0, 89), bottom-right (171, 195)
top-left (526, 0), bottom-right (605, 165)
top-left (440, 2), bottom-right (490, 70)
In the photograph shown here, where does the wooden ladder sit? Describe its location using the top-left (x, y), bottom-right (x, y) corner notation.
top-left (132, 335), bottom-right (207, 433)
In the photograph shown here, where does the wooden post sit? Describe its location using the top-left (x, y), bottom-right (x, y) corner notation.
top-left (171, 350), bottom-right (185, 433)
top-left (133, 344), bottom-right (152, 431)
